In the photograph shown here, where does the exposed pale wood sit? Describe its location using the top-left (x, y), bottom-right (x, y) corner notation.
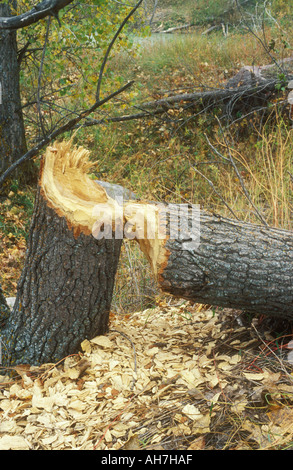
top-left (40, 141), bottom-right (113, 237)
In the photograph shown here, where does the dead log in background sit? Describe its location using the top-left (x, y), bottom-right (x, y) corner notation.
top-left (141, 79), bottom-right (278, 118)
top-left (141, 58), bottom-right (293, 119)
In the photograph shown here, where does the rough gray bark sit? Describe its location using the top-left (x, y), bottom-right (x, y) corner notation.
top-left (1, 167), bottom-right (293, 368)
top-left (0, 1), bottom-right (28, 180)
top-left (0, 185), bottom-right (122, 367)
top-left (156, 208), bottom-right (293, 320)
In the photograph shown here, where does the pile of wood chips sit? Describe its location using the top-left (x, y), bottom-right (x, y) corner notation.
top-left (1, 302), bottom-right (293, 450)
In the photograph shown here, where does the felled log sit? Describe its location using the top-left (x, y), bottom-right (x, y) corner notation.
top-left (136, 206), bottom-right (293, 320)
top-left (91, 172), bottom-right (293, 321)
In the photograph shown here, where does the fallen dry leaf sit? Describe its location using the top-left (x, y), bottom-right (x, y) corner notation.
top-left (187, 436), bottom-right (205, 450)
top-left (90, 336), bottom-right (113, 348)
top-left (121, 434), bottom-right (141, 450)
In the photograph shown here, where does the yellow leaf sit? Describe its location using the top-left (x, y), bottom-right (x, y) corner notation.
top-left (243, 372), bottom-right (265, 381)
top-left (81, 339), bottom-right (92, 353)
top-left (122, 434), bottom-right (141, 450)
top-left (187, 436), bottom-right (205, 450)
top-left (90, 336), bottom-right (112, 348)
top-left (182, 404), bottom-right (201, 420)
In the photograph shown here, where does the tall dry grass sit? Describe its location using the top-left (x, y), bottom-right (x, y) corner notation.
top-left (213, 114), bottom-right (293, 230)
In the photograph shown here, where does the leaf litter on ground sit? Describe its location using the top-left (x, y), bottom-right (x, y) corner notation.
top-left (1, 301), bottom-right (293, 450)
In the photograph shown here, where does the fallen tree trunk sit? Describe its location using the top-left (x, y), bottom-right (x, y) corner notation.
top-left (1, 140), bottom-right (293, 367)
top-left (140, 58), bottom-right (293, 118)
top-left (138, 207), bottom-right (293, 319)
top-left (90, 163), bottom-right (293, 321)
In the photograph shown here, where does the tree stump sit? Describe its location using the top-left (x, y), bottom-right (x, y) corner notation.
top-left (1, 140), bottom-right (123, 367)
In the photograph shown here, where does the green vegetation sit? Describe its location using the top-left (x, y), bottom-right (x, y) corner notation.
top-left (16, 0), bottom-right (144, 149)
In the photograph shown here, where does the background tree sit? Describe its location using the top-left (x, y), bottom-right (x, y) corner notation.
top-left (0, 0), bottom-right (29, 183)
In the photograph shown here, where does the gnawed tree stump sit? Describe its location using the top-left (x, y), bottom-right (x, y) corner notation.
top-left (1, 141), bottom-right (124, 367)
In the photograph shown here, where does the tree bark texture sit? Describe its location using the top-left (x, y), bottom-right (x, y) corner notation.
top-left (0, 1), bottom-right (28, 180)
top-left (0, 285), bottom-right (10, 329)
top-left (0, 141), bottom-right (123, 367)
top-left (0, 0), bottom-right (74, 30)
top-left (151, 207), bottom-right (293, 320)
top-left (1, 187), bottom-right (122, 367)
top-left (98, 197), bottom-right (293, 321)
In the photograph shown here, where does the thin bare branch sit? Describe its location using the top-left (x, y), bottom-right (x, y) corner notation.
top-left (215, 116), bottom-right (269, 227)
top-left (234, 0), bottom-right (285, 75)
top-left (0, 1), bottom-right (144, 188)
top-left (0, 81), bottom-right (133, 189)
top-left (192, 165), bottom-right (240, 220)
